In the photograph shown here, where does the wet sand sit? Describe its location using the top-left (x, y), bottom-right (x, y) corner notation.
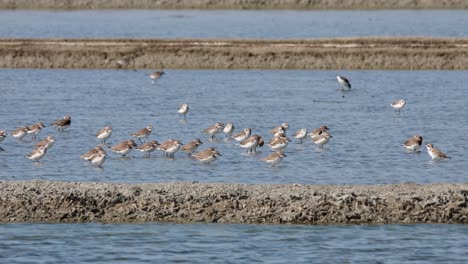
top-left (1, 38), bottom-right (467, 70)
top-left (1, 0), bottom-right (467, 9)
top-left (1, 180), bottom-right (467, 224)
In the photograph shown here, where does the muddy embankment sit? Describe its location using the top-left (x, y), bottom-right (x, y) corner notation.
top-left (1, 38), bottom-right (467, 70)
top-left (0, 0), bottom-right (467, 9)
top-left (1, 180), bottom-right (467, 224)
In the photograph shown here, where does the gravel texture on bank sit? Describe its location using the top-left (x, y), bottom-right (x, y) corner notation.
top-left (1, 38), bottom-right (467, 70)
top-left (1, 180), bottom-right (467, 224)
top-left (1, 0), bottom-right (467, 9)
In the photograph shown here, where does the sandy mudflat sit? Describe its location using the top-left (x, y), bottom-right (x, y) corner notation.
top-left (0, 38), bottom-right (467, 70)
top-left (0, 0), bottom-right (467, 9)
top-left (1, 180), bottom-right (467, 224)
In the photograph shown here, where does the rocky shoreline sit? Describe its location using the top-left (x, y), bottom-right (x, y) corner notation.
top-left (1, 0), bottom-right (467, 10)
top-left (1, 38), bottom-right (467, 70)
top-left (1, 180), bottom-right (467, 224)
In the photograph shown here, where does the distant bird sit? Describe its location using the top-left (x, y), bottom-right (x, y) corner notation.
top-left (390, 99), bottom-right (406, 113)
top-left (11, 127), bottom-right (28, 140)
top-left (268, 134), bottom-right (291, 151)
top-left (111, 139), bottom-right (138, 158)
top-left (223, 122), bottom-right (235, 138)
top-left (402, 135), bottom-right (423, 152)
top-left (131, 126), bottom-right (153, 143)
top-left (270, 123), bottom-right (289, 134)
top-left (181, 138), bottom-right (203, 157)
top-left (178, 104), bottom-right (189, 118)
top-left (312, 132), bottom-right (333, 149)
top-left (308, 125), bottom-right (329, 139)
top-left (136, 140), bottom-right (159, 157)
top-left (0, 130), bottom-right (7, 143)
top-left (96, 126), bottom-right (113, 144)
top-left (262, 151), bottom-right (287, 167)
top-left (81, 146), bottom-right (105, 161)
top-left (292, 128), bottom-right (308, 144)
top-left (35, 136), bottom-right (55, 150)
top-left (240, 135), bottom-right (263, 153)
top-left (203, 122), bottom-right (224, 139)
top-left (192, 147), bottom-right (222, 164)
top-left (149, 71), bottom-right (165, 83)
top-left (90, 151), bottom-right (107, 168)
top-left (232, 128), bottom-right (251, 142)
top-left (116, 58), bottom-right (130, 68)
top-left (51, 115), bottom-right (71, 132)
top-left (426, 144), bottom-right (450, 160)
top-left (158, 139), bottom-right (183, 158)
top-left (336, 75), bottom-right (351, 91)
top-left (26, 122), bottom-right (46, 139)
top-left (26, 146), bottom-right (47, 162)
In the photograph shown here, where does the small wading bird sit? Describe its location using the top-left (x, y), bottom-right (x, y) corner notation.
top-left (239, 135), bottom-right (264, 153)
top-left (223, 122), bottom-right (234, 138)
top-left (203, 122), bottom-right (224, 139)
top-left (308, 125), bottom-right (329, 139)
top-left (51, 115), bottom-right (71, 132)
top-left (11, 127), bottom-right (28, 140)
top-left (292, 128), bottom-right (308, 144)
top-left (149, 70), bottom-right (165, 83)
top-left (402, 135), bottom-right (423, 152)
top-left (312, 132), bottom-right (333, 149)
top-left (136, 140), bottom-right (159, 157)
top-left (390, 99), bottom-right (406, 113)
top-left (81, 146), bottom-right (105, 161)
top-left (26, 122), bottom-right (46, 139)
top-left (181, 138), bottom-right (203, 157)
top-left (192, 147), bottom-right (222, 164)
top-left (262, 151), bottom-right (287, 167)
top-left (158, 139), bottom-right (183, 158)
top-left (96, 126), bottom-right (113, 144)
top-left (35, 136), bottom-right (55, 150)
top-left (231, 128), bottom-right (251, 142)
top-left (131, 126), bottom-right (153, 144)
top-left (270, 123), bottom-right (289, 134)
top-left (336, 75), bottom-right (351, 91)
top-left (111, 139), bottom-right (138, 158)
top-left (26, 146), bottom-right (47, 162)
top-left (0, 130), bottom-right (7, 143)
top-left (178, 104), bottom-right (189, 118)
top-left (425, 143), bottom-right (450, 160)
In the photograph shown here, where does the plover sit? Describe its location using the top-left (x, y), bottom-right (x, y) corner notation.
top-left (232, 128), bottom-right (251, 142)
top-left (26, 122), bottom-right (46, 139)
top-left (116, 58), bottom-right (130, 68)
top-left (158, 139), bottom-right (183, 158)
top-left (35, 136), bottom-right (55, 150)
top-left (336, 75), bottom-right (351, 91)
top-left (223, 122), bottom-right (235, 138)
top-left (193, 147), bottom-right (222, 164)
top-left (426, 144), bottom-right (450, 160)
top-left (178, 104), bottom-right (189, 118)
top-left (390, 99), bottom-right (406, 113)
top-left (136, 140), bottom-right (159, 157)
top-left (240, 135), bottom-right (262, 153)
top-left (312, 132), bottom-right (333, 149)
top-left (262, 151), bottom-right (287, 167)
top-left (292, 128), bottom-right (308, 144)
top-left (111, 139), bottom-right (138, 158)
top-left (403, 135), bottom-right (423, 152)
top-left (149, 71), bottom-right (165, 83)
top-left (90, 151), bottom-right (107, 167)
top-left (81, 146), bottom-right (105, 161)
top-left (182, 138), bottom-right (203, 156)
top-left (131, 126), bottom-right (153, 143)
top-left (11, 127), bottom-right (28, 140)
top-left (308, 125), bottom-right (329, 139)
top-left (51, 115), bottom-right (71, 132)
top-left (0, 130), bottom-right (6, 143)
top-left (26, 146), bottom-right (47, 162)
top-left (270, 123), bottom-right (289, 134)
top-left (268, 134), bottom-right (291, 151)
top-left (96, 126), bottom-right (112, 144)
top-left (203, 122), bottom-right (224, 139)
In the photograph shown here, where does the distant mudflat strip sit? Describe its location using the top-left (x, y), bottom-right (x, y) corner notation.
top-left (1, 0), bottom-right (467, 9)
top-left (0, 38), bottom-right (467, 70)
top-left (1, 180), bottom-right (467, 224)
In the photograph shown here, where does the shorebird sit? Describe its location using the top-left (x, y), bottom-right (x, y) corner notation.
top-left (158, 139), bottom-right (183, 158)
top-left (426, 144), bottom-right (450, 160)
top-left (131, 126), bottom-right (153, 143)
top-left (181, 138), bottom-right (203, 157)
top-left (136, 140), bottom-right (159, 157)
top-left (292, 128), bottom-right (308, 144)
top-left (308, 125), bottom-right (329, 139)
top-left (178, 104), bottom-right (189, 118)
top-left (203, 122), bottom-right (224, 139)
top-left (26, 122), bottom-right (46, 139)
top-left (0, 130), bottom-right (6, 143)
top-left (11, 127), bottom-right (28, 140)
top-left (336, 75), bottom-right (351, 91)
top-left (262, 151), bottom-right (287, 167)
top-left (149, 71), bottom-right (165, 83)
top-left (35, 136), bottom-right (55, 150)
top-left (51, 115), bottom-right (71, 132)
top-left (239, 135), bottom-right (263, 153)
top-left (81, 146), bottom-right (105, 161)
top-left (312, 132), bottom-right (333, 149)
top-left (268, 134), bottom-right (291, 151)
top-left (223, 122), bottom-right (235, 138)
top-left (96, 125), bottom-right (113, 144)
top-left (26, 146), bottom-right (47, 162)
top-left (90, 151), bottom-right (107, 168)
top-left (111, 139), bottom-right (138, 158)
top-left (192, 147), bottom-right (222, 164)
top-left (231, 128), bottom-right (251, 142)
top-left (270, 123), bottom-right (289, 134)
top-left (116, 58), bottom-right (130, 68)
top-left (390, 99), bottom-right (406, 113)
top-left (402, 135), bottom-right (423, 152)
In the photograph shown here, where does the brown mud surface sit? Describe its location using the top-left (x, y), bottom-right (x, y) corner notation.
top-left (1, 38), bottom-right (467, 70)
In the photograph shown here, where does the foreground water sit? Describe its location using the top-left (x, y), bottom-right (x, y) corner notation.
top-left (0, 69), bottom-right (466, 184)
top-left (0, 223), bottom-right (466, 263)
top-left (1, 10), bottom-right (467, 38)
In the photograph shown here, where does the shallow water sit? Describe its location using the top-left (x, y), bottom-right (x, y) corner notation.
top-left (0, 69), bottom-right (466, 184)
top-left (0, 223), bottom-right (467, 263)
top-left (1, 10), bottom-right (467, 38)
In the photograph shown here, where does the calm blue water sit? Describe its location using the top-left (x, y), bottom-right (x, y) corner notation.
top-left (0, 223), bottom-right (467, 263)
top-left (0, 10), bottom-right (467, 38)
top-left (0, 69), bottom-right (466, 184)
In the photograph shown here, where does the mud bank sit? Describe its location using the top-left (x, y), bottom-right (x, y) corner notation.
top-left (1, 0), bottom-right (467, 10)
top-left (1, 38), bottom-right (467, 70)
top-left (1, 180), bottom-right (467, 224)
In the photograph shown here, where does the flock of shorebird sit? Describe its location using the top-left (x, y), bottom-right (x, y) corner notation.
top-left (0, 73), bottom-right (450, 168)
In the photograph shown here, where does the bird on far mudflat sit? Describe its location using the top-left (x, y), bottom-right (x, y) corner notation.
top-left (149, 70), bottom-right (165, 83)
top-left (336, 75), bottom-right (351, 91)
